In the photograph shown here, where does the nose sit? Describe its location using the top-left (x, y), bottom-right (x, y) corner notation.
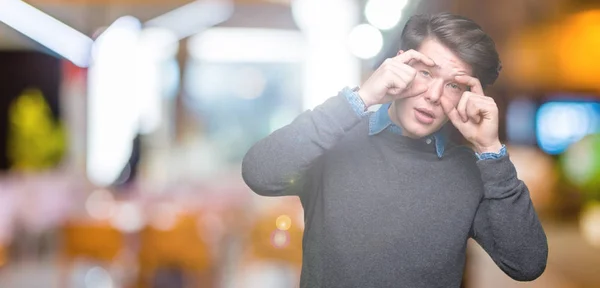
top-left (424, 80), bottom-right (443, 104)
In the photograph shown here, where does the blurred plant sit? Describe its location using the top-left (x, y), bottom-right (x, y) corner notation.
top-left (7, 88), bottom-right (66, 171)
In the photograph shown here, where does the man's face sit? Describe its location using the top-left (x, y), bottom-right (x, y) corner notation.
top-left (389, 38), bottom-right (473, 139)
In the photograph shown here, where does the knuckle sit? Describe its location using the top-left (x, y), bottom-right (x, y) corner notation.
top-left (398, 80), bottom-right (409, 89)
top-left (396, 80), bottom-right (407, 89)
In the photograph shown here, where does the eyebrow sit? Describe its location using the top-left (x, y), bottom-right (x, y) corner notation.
top-left (424, 62), bottom-right (443, 70)
top-left (419, 61), bottom-right (468, 76)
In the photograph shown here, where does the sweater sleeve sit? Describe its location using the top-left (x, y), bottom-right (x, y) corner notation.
top-left (469, 154), bottom-right (548, 281)
top-left (242, 88), bottom-right (364, 197)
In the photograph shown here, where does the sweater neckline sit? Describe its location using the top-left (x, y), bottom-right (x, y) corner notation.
top-left (376, 128), bottom-right (441, 156)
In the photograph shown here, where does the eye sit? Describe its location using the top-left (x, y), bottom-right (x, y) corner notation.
top-left (420, 70), bottom-right (431, 77)
top-left (448, 83), bottom-right (462, 91)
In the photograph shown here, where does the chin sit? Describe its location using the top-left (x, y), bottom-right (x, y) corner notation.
top-left (400, 118), bottom-right (444, 139)
top-left (391, 101), bottom-right (445, 139)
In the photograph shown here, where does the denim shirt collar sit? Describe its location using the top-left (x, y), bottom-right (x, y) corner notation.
top-left (368, 103), bottom-right (447, 158)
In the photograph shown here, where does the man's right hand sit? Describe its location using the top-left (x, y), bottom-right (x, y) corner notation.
top-left (358, 49), bottom-right (436, 108)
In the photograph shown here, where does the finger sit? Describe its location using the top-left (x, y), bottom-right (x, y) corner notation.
top-left (397, 64), bottom-right (417, 84)
top-left (385, 59), bottom-right (427, 87)
top-left (382, 63), bottom-right (415, 92)
top-left (384, 60), bottom-right (415, 78)
top-left (440, 96), bottom-right (463, 128)
top-left (395, 49), bottom-right (436, 66)
top-left (466, 100), bottom-right (482, 123)
top-left (455, 75), bottom-right (484, 95)
top-left (474, 97), bottom-right (498, 121)
top-left (382, 60), bottom-right (427, 97)
top-left (396, 65), bottom-right (428, 98)
top-left (386, 59), bottom-right (417, 78)
top-left (456, 92), bottom-right (471, 123)
top-left (384, 65), bottom-right (414, 95)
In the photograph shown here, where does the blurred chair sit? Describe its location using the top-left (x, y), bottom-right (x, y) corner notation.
top-left (245, 212), bottom-right (303, 266)
top-left (0, 244), bottom-right (6, 268)
top-left (59, 220), bottom-right (125, 287)
top-left (136, 212), bottom-right (215, 288)
top-left (234, 200), bottom-right (304, 288)
top-left (61, 220), bottom-right (124, 261)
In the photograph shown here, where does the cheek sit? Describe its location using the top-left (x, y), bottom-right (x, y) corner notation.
top-left (447, 89), bottom-right (463, 104)
top-left (437, 114), bottom-right (449, 125)
top-left (395, 97), bottom-right (416, 113)
top-left (441, 93), bottom-right (461, 109)
top-left (391, 98), bottom-right (412, 124)
top-left (451, 94), bottom-right (462, 106)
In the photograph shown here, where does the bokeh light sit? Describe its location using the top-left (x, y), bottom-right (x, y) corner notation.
top-left (275, 215), bottom-right (292, 231)
top-left (85, 189), bottom-right (116, 220)
top-left (536, 101), bottom-right (600, 155)
top-left (84, 266), bottom-right (114, 288)
top-left (506, 98), bottom-right (537, 145)
top-left (562, 134), bottom-right (600, 196)
top-left (235, 67), bottom-right (267, 100)
top-left (109, 202), bottom-right (145, 233)
top-left (580, 202), bottom-right (600, 248)
top-left (507, 145), bottom-right (557, 211)
top-left (271, 230), bottom-right (290, 249)
top-left (347, 24), bottom-right (383, 59)
top-left (291, 0), bottom-right (356, 32)
top-left (149, 202), bottom-right (180, 231)
top-left (364, 0), bottom-right (408, 30)
top-left (557, 10), bottom-right (600, 90)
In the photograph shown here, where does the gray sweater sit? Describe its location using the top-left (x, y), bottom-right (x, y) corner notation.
top-left (242, 91), bottom-right (548, 287)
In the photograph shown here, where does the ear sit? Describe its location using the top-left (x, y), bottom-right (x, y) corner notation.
top-left (396, 50), bottom-right (404, 56)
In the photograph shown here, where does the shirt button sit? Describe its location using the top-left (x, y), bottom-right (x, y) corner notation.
top-left (425, 138), bottom-right (432, 144)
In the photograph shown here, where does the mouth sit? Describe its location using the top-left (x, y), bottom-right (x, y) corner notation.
top-left (415, 107), bottom-right (436, 119)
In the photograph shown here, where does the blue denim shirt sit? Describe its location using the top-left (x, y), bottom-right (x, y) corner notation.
top-left (342, 87), bottom-right (506, 160)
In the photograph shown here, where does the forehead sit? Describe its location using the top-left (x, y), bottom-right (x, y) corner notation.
top-left (417, 38), bottom-right (472, 76)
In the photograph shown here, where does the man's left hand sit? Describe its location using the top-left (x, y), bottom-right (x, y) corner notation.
top-left (440, 75), bottom-right (502, 154)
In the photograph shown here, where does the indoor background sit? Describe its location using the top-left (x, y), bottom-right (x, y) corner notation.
top-left (0, 0), bottom-right (599, 287)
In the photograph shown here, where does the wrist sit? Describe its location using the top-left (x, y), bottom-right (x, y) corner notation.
top-left (474, 140), bottom-right (503, 154)
top-left (357, 88), bottom-right (375, 109)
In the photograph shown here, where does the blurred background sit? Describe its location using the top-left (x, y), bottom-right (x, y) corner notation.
top-left (0, 0), bottom-right (599, 287)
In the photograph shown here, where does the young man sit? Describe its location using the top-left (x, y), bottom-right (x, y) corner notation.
top-left (242, 13), bottom-right (548, 287)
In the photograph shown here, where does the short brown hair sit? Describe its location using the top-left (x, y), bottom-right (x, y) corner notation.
top-left (400, 13), bottom-right (502, 88)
